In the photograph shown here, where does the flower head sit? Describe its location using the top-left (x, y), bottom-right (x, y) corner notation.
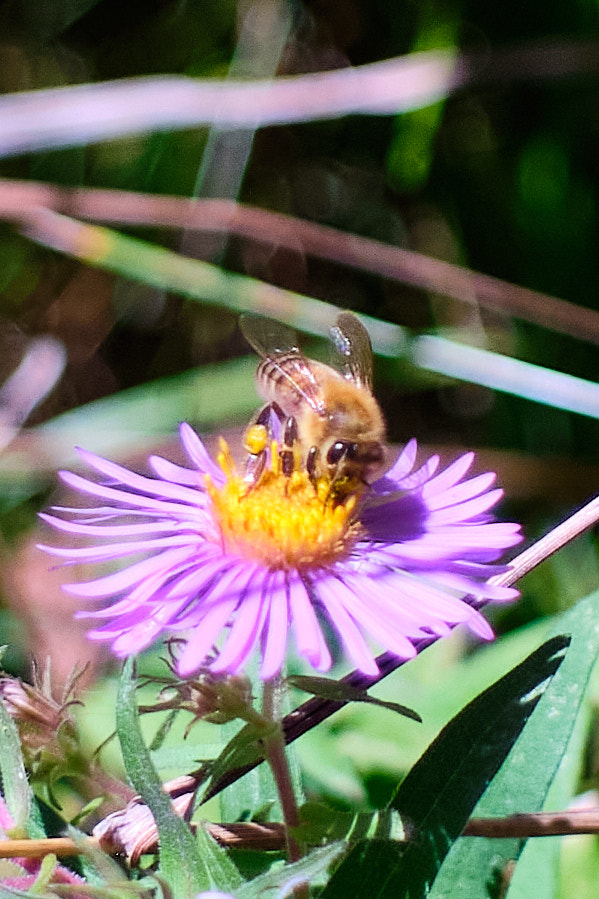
top-left (40, 424), bottom-right (522, 680)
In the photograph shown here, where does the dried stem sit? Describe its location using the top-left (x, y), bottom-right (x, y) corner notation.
top-left (463, 808), bottom-right (599, 838)
top-left (0, 40), bottom-right (599, 157)
top-left (0, 178), bottom-right (597, 345)
top-left (3, 807), bottom-right (599, 860)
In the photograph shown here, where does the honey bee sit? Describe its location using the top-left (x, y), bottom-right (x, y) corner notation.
top-left (240, 311), bottom-right (386, 490)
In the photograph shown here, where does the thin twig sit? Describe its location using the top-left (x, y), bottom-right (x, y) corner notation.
top-left (0, 178), bottom-right (598, 345)
top-left (464, 808), bottom-right (599, 838)
top-left (3, 806), bottom-right (599, 861)
top-left (0, 40), bottom-right (599, 157)
top-left (0, 822), bottom-right (287, 859)
top-left (0, 51), bottom-right (462, 157)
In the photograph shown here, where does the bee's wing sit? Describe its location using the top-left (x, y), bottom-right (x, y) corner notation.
top-left (240, 313), bottom-right (300, 357)
top-left (329, 311), bottom-right (373, 389)
top-left (240, 313), bottom-right (326, 414)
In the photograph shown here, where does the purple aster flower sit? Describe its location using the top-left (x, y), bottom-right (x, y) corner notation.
top-left (39, 425), bottom-right (522, 680)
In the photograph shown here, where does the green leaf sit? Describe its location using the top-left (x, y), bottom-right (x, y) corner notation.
top-left (288, 675), bottom-right (422, 722)
top-left (237, 842), bottom-right (347, 899)
top-left (0, 697), bottom-right (31, 832)
top-left (150, 742), bottom-right (223, 773)
top-left (215, 662), bottom-right (304, 824)
top-left (297, 801), bottom-right (406, 846)
top-left (433, 589), bottom-right (599, 898)
top-left (321, 635), bottom-right (570, 899)
top-left (116, 658), bottom-right (241, 898)
top-left (204, 720), bottom-right (270, 802)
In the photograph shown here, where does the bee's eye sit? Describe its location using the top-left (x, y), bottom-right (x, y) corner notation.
top-left (345, 443), bottom-right (361, 461)
top-left (327, 441), bottom-right (349, 465)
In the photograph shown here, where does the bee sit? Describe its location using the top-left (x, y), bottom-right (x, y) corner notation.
top-left (240, 311), bottom-right (386, 490)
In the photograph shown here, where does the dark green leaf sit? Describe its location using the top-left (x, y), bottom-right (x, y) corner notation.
top-left (434, 589), bottom-right (599, 898)
top-left (116, 658), bottom-right (240, 898)
top-left (297, 801), bottom-right (406, 846)
top-left (321, 635), bottom-right (570, 899)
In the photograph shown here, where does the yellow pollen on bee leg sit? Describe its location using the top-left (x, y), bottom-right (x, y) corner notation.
top-left (244, 424), bottom-right (268, 455)
top-left (206, 439), bottom-right (363, 569)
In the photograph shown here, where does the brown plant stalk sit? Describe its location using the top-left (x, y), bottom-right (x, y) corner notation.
top-left (0, 178), bottom-right (597, 345)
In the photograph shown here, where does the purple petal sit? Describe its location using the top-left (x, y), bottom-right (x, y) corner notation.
top-left (386, 573), bottom-right (478, 624)
top-left (180, 423), bottom-right (224, 481)
top-left (395, 454), bottom-right (440, 490)
top-left (177, 599), bottom-right (238, 676)
top-left (62, 546), bottom-right (196, 598)
top-left (164, 551), bottom-right (237, 601)
top-left (421, 453), bottom-right (475, 498)
top-left (59, 470), bottom-right (209, 517)
top-left (371, 439), bottom-right (417, 493)
top-left (315, 577), bottom-right (379, 675)
top-left (346, 572), bottom-right (455, 638)
top-left (39, 512), bottom-right (183, 538)
top-left (289, 576), bottom-right (331, 671)
top-left (260, 570), bottom-right (289, 679)
top-left (75, 447), bottom-right (209, 506)
top-left (38, 534), bottom-right (200, 563)
top-left (76, 560), bottom-right (192, 620)
top-left (463, 610), bottom-right (494, 640)
top-left (210, 575), bottom-right (269, 674)
top-left (425, 472), bottom-right (497, 510)
top-left (148, 455), bottom-right (202, 485)
top-left (170, 560), bottom-right (259, 626)
top-left (328, 577), bottom-right (417, 658)
top-left (427, 489), bottom-right (505, 525)
top-left (430, 571), bottom-right (519, 602)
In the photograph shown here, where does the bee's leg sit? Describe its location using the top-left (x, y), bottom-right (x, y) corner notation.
top-left (242, 404), bottom-right (276, 488)
top-left (242, 444), bottom-right (267, 488)
top-left (325, 440), bottom-right (352, 493)
top-left (306, 445), bottom-right (319, 482)
top-left (280, 416), bottom-right (298, 477)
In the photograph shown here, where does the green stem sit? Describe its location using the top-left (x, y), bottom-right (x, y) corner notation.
top-left (261, 676), bottom-right (302, 865)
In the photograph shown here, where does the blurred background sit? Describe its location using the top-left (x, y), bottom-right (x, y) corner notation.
top-left (0, 0), bottom-right (598, 884)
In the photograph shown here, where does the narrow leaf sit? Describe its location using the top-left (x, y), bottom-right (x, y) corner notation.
top-left (434, 589), bottom-right (599, 898)
top-left (237, 842), bottom-right (347, 899)
top-left (289, 675), bottom-right (422, 722)
top-left (0, 698), bottom-right (31, 831)
top-left (321, 635), bottom-right (570, 899)
top-left (116, 658), bottom-right (240, 898)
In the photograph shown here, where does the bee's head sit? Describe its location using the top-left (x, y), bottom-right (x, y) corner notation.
top-left (324, 439), bottom-right (386, 485)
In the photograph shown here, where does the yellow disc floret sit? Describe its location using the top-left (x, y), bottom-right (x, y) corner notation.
top-left (205, 438), bottom-right (362, 569)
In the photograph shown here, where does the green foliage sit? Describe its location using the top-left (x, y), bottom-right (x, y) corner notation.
top-left (288, 675), bottom-right (422, 722)
top-left (322, 635), bottom-right (569, 898)
top-left (116, 659), bottom-right (241, 898)
top-left (0, 697), bottom-right (32, 833)
top-left (1, 1), bottom-right (599, 896)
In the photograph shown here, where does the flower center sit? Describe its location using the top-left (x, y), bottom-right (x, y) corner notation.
top-left (205, 439), bottom-right (363, 569)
